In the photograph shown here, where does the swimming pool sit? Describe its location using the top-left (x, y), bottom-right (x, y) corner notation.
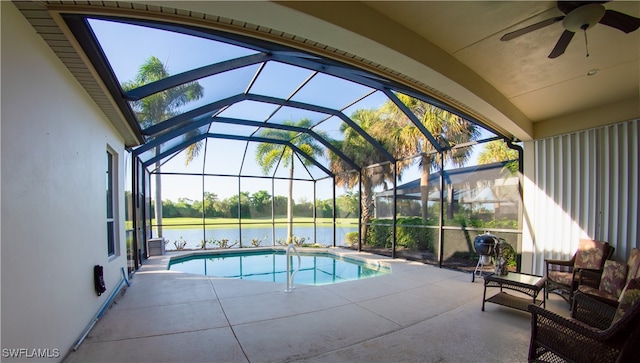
top-left (168, 249), bottom-right (390, 285)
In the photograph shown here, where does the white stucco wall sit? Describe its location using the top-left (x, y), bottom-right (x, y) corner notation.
top-left (1, 2), bottom-right (128, 360)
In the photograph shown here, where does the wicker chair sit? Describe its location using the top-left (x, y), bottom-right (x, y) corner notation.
top-left (528, 280), bottom-right (640, 363)
top-left (575, 248), bottom-right (640, 308)
top-left (545, 239), bottom-right (613, 304)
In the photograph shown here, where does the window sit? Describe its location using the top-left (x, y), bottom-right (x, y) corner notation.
top-left (106, 150), bottom-right (117, 256)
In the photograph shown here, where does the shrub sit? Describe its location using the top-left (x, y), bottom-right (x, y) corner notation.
top-left (449, 213), bottom-right (518, 230)
top-left (197, 240), bottom-right (208, 249)
top-left (275, 236), bottom-right (311, 247)
top-left (173, 237), bottom-right (187, 250)
top-left (212, 238), bottom-right (238, 249)
top-left (345, 231), bottom-right (359, 247)
top-left (366, 219), bottom-right (392, 248)
top-left (365, 218), bottom-right (435, 251)
top-left (396, 217), bottom-right (434, 251)
top-left (484, 218), bottom-right (518, 229)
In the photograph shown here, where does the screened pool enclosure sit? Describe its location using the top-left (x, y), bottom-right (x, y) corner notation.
top-left (65, 14), bottom-right (523, 273)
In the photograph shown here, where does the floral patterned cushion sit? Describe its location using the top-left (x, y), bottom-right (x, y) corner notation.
top-left (548, 271), bottom-right (573, 286)
top-left (626, 248), bottom-right (640, 281)
top-left (619, 249), bottom-right (640, 298)
top-left (598, 260), bottom-right (628, 298)
top-left (574, 239), bottom-right (608, 270)
top-left (613, 278), bottom-right (640, 324)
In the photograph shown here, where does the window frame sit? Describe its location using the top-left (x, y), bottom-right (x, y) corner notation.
top-left (106, 147), bottom-right (119, 258)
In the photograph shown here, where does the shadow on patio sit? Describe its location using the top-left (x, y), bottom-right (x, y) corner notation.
top-left (66, 249), bottom-right (568, 363)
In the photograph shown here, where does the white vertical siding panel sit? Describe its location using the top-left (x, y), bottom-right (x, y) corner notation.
top-left (601, 121), bottom-right (639, 259)
top-left (530, 119), bottom-right (639, 275)
top-left (609, 125), bottom-right (618, 242)
top-left (532, 140), bottom-right (542, 272)
top-left (569, 133), bottom-right (583, 253)
top-left (620, 122), bottom-right (630, 257)
top-left (533, 138), bottom-right (550, 273)
top-left (631, 120), bottom-right (639, 253)
top-left (577, 132), bottom-right (591, 241)
top-left (571, 132), bottom-right (581, 249)
top-left (548, 137), bottom-right (559, 258)
top-left (599, 127), bottom-right (611, 240)
top-left (560, 135), bottom-right (568, 255)
top-left (630, 121), bottom-right (639, 254)
top-left (586, 129), bottom-right (598, 239)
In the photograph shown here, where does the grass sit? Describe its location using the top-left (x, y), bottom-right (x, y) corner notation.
top-left (131, 217), bottom-right (358, 229)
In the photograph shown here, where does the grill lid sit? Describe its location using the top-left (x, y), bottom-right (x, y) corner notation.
top-left (473, 233), bottom-right (499, 256)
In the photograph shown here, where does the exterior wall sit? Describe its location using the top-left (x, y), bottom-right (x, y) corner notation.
top-left (1, 2), bottom-right (128, 359)
top-left (521, 119), bottom-right (639, 275)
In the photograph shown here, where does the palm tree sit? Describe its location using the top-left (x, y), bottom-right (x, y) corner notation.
top-left (478, 140), bottom-right (519, 174)
top-left (122, 56), bottom-right (203, 237)
top-left (382, 94), bottom-right (479, 222)
top-left (329, 108), bottom-right (406, 245)
top-left (255, 119), bottom-right (325, 244)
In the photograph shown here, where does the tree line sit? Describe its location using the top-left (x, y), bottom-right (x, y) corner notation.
top-left (126, 56), bottom-right (519, 245)
top-left (149, 191), bottom-right (359, 219)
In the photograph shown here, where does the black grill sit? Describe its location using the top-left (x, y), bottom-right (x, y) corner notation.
top-left (474, 233), bottom-right (498, 256)
top-left (472, 233), bottom-right (500, 282)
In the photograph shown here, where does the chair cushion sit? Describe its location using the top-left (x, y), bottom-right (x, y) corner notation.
top-left (578, 285), bottom-right (617, 302)
top-left (574, 239), bottom-right (608, 270)
top-left (599, 260), bottom-right (628, 298)
top-left (613, 278), bottom-right (640, 324)
top-left (548, 271), bottom-right (573, 286)
top-left (620, 249), bottom-right (640, 298)
top-left (627, 248), bottom-right (640, 281)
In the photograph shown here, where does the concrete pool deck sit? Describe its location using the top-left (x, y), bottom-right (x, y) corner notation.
top-left (65, 248), bottom-right (569, 362)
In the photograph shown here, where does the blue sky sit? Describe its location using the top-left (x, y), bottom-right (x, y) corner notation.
top-left (90, 18), bottom-right (494, 202)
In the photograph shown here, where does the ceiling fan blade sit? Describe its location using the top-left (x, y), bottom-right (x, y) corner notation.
top-left (548, 30), bottom-right (575, 58)
top-left (599, 9), bottom-right (640, 33)
top-left (500, 16), bottom-right (565, 41)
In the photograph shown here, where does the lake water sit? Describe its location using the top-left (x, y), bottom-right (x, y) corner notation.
top-left (154, 225), bottom-right (358, 250)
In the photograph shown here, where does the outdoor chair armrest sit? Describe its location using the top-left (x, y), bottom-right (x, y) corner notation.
top-left (529, 303), bottom-right (601, 337)
top-left (529, 298), bottom-right (640, 363)
top-left (545, 258), bottom-right (574, 273)
top-left (544, 258), bottom-right (574, 266)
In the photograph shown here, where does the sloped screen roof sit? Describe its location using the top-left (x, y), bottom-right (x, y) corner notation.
top-left (63, 14), bottom-right (504, 180)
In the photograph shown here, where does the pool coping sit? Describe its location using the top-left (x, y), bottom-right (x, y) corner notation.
top-left (164, 246), bottom-right (393, 273)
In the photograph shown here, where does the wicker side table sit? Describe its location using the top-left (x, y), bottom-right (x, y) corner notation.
top-left (482, 272), bottom-right (546, 312)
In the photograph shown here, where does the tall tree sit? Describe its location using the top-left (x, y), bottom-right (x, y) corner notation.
top-left (203, 192), bottom-right (219, 218)
top-left (478, 140), bottom-right (519, 174)
top-left (255, 119), bottom-right (325, 243)
top-left (122, 56), bottom-right (203, 237)
top-left (250, 190), bottom-right (272, 213)
top-left (383, 94), bottom-right (479, 222)
top-left (329, 108), bottom-right (406, 245)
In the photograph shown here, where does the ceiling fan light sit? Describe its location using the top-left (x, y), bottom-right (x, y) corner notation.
top-left (562, 4), bottom-right (606, 32)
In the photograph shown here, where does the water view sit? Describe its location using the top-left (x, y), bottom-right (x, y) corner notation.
top-left (155, 226), bottom-right (358, 250)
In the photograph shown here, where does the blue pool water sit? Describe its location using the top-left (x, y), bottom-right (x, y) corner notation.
top-left (168, 250), bottom-right (390, 285)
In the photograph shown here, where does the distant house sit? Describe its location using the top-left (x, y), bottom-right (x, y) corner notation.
top-left (374, 161), bottom-right (520, 220)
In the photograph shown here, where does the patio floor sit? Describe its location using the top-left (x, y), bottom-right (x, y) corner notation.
top-left (65, 249), bottom-right (569, 362)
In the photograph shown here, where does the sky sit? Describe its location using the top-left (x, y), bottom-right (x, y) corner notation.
top-left (90, 18), bottom-right (495, 203)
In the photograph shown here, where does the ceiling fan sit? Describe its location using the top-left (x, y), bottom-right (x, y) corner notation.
top-left (501, 1), bottom-right (640, 58)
